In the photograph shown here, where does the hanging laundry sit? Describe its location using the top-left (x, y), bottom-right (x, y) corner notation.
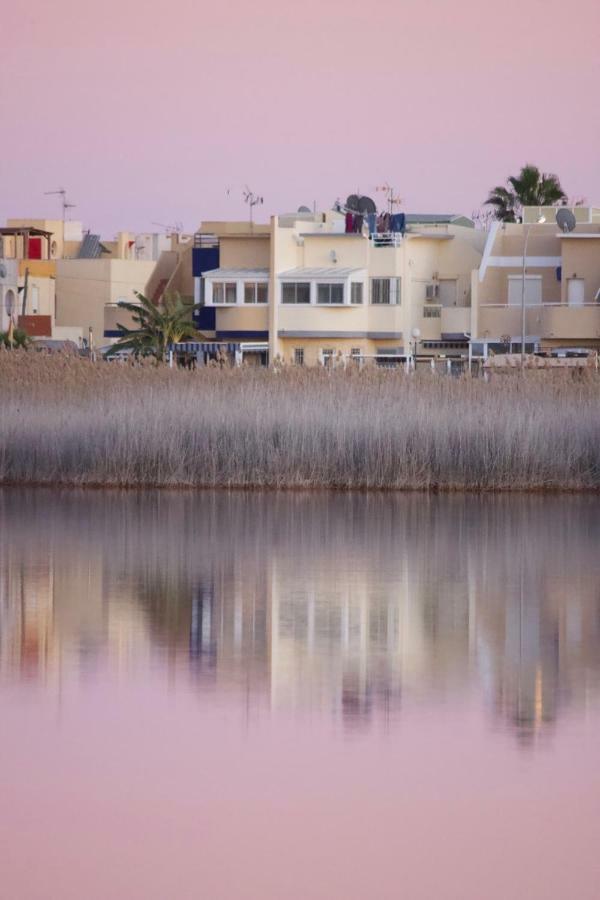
top-left (353, 214), bottom-right (364, 233)
top-left (390, 213), bottom-right (406, 234)
top-left (345, 212), bottom-right (354, 233)
top-left (367, 212), bottom-right (377, 235)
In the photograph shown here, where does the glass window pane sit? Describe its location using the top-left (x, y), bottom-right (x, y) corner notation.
top-left (297, 283), bottom-right (311, 304)
top-left (256, 283), bottom-right (268, 304)
top-left (351, 283), bottom-right (363, 304)
top-left (282, 283), bottom-right (295, 303)
top-left (213, 283), bottom-right (224, 303)
top-left (331, 284), bottom-right (344, 304)
top-left (225, 282), bottom-right (237, 303)
top-left (244, 283), bottom-right (255, 303)
top-left (317, 284), bottom-right (330, 304)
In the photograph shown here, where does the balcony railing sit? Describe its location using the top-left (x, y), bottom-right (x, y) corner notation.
top-left (369, 232), bottom-right (402, 247)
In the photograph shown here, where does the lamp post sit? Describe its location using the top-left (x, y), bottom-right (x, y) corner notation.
top-left (520, 213), bottom-right (546, 370)
top-left (411, 327), bottom-right (421, 372)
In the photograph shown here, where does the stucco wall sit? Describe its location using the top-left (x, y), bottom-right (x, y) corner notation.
top-left (56, 259), bottom-right (155, 344)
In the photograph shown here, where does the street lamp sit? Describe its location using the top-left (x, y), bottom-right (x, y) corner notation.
top-left (411, 327), bottom-right (421, 371)
top-left (520, 213), bottom-right (546, 370)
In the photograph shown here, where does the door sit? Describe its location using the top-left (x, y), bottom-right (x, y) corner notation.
top-left (28, 237), bottom-right (42, 260)
top-left (508, 276), bottom-right (542, 306)
top-left (567, 278), bottom-right (585, 306)
top-left (438, 279), bottom-right (458, 307)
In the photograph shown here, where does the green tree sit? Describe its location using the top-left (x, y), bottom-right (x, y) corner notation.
top-left (106, 292), bottom-right (201, 363)
top-left (485, 164), bottom-right (567, 223)
top-left (0, 327), bottom-right (31, 349)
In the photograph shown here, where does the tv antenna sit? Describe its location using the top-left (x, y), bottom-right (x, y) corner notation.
top-left (376, 183), bottom-right (402, 214)
top-left (44, 187), bottom-right (77, 221)
top-left (243, 186), bottom-right (263, 227)
top-left (151, 221), bottom-right (183, 234)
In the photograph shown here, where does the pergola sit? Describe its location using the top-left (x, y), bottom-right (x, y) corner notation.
top-left (0, 226), bottom-right (54, 260)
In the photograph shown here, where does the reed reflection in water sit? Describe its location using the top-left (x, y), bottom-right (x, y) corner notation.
top-left (0, 489), bottom-right (599, 899)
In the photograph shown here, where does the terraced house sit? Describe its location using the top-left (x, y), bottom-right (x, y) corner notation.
top-left (471, 206), bottom-right (600, 354)
top-left (196, 209), bottom-right (484, 366)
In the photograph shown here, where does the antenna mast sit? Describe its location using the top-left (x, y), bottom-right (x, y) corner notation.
top-left (243, 186), bottom-right (263, 228)
top-left (44, 187), bottom-right (77, 221)
top-left (376, 183), bottom-right (402, 215)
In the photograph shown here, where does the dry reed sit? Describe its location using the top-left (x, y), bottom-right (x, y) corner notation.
top-left (1, 351), bottom-right (599, 491)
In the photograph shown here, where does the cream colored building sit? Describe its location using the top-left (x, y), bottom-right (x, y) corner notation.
top-left (471, 206), bottom-right (600, 353)
top-left (197, 211), bottom-right (484, 365)
top-left (56, 258), bottom-right (156, 347)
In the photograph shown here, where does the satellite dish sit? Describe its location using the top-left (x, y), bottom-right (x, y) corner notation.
top-left (556, 208), bottom-right (576, 233)
top-left (346, 194), bottom-right (377, 215)
top-left (357, 195), bottom-right (376, 215)
top-left (297, 205), bottom-right (311, 213)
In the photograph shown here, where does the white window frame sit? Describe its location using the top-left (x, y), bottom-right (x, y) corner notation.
top-left (279, 274), bottom-right (367, 306)
top-left (244, 281), bottom-right (269, 304)
top-left (350, 282), bottom-right (364, 305)
top-left (281, 281), bottom-right (312, 304)
top-left (205, 275), bottom-right (269, 307)
top-left (370, 277), bottom-right (401, 305)
top-left (293, 347), bottom-right (305, 366)
top-left (316, 282), bottom-right (345, 305)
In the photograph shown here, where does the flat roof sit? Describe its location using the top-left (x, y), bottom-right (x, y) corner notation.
top-left (203, 267), bottom-right (269, 279)
top-left (0, 226), bottom-right (54, 237)
top-left (279, 267), bottom-right (364, 278)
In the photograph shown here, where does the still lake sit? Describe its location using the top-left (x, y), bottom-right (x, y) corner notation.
top-left (0, 488), bottom-right (599, 900)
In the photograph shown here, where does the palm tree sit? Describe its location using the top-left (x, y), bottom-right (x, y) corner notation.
top-left (106, 292), bottom-right (201, 363)
top-left (485, 164), bottom-right (567, 222)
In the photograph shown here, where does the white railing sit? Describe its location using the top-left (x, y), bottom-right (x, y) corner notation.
top-left (480, 302), bottom-right (600, 308)
top-left (369, 232), bottom-right (402, 247)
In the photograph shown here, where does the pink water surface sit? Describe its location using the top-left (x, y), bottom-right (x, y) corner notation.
top-left (0, 490), bottom-right (599, 899)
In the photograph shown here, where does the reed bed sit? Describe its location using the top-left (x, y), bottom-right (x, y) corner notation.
top-left (1, 351), bottom-right (599, 491)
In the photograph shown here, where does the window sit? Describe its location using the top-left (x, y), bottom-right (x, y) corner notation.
top-left (350, 347), bottom-right (362, 361)
top-left (351, 283), bottom-right (363, 305)
top-left (294, 348), bottom-right (305, 366)
top-left (244, 282), bottom-right (268, 304)
top-left (282, 282), bottom-right (310, 304)
top-left (371, 278), bottom-right (401, 305)
top-left (213, 282), bottom-right (237, 304)
top-left (317, 283), bottom-right (344, 304)
top-left (425, 284), bottom-right (439, 301)
top-left (321, 348), bottom-right (335, 367)
top-left (423, 306), bottom-right (441, 318)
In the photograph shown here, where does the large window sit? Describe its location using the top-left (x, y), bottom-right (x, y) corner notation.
top-left (244, 282), bottom-right (268, 304)
top-left (321, 348), bottom-right (335, 368)
top-left (351, 283), bottom-right (363, 305)
top-left (282, 282), bottom-right (311, 304)
top-left (213, 282), bottom-right (237, 304)
top-left (371, 278), bottom-right (401, 305)
top-left (294, 348), bottom-right (305, 366)
top-left (317, 283), bottom-right (344, 305)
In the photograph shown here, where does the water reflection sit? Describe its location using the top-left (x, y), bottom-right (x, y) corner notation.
top-left (1, 489), bottom-right (599, 742)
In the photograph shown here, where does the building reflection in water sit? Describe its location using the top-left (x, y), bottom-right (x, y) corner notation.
top-left (0, 489), bottom-right (599, 742)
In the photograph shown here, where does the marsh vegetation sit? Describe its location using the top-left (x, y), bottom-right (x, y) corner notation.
top-left (1, 352), bottom-right (599, 490)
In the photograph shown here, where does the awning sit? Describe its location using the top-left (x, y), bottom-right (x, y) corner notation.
top-left (278, 267), bottom-right (364, 279)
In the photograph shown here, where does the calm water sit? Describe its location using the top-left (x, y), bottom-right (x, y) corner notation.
top-left (1, 489), bottom-right (599, 899)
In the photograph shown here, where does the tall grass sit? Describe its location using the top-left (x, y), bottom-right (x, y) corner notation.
top-left (1, 352), bottom-right (599, 490)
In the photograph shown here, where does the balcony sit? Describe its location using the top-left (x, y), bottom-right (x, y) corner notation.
top-left (478, 303), bottom-right (600, 342)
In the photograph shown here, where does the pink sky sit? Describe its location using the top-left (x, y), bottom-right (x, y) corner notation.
top-left (2, 0), bottom-right (599, 235)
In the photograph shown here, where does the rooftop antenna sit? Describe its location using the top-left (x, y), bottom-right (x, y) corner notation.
top-left (151, 221), bottom-right (183, 234)
top-left (243, 186), bottom-right (263, 228)
top-left (44, 187), bottom-right (76, 221)
top-left (376, 182), bottom-right (402, 215)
